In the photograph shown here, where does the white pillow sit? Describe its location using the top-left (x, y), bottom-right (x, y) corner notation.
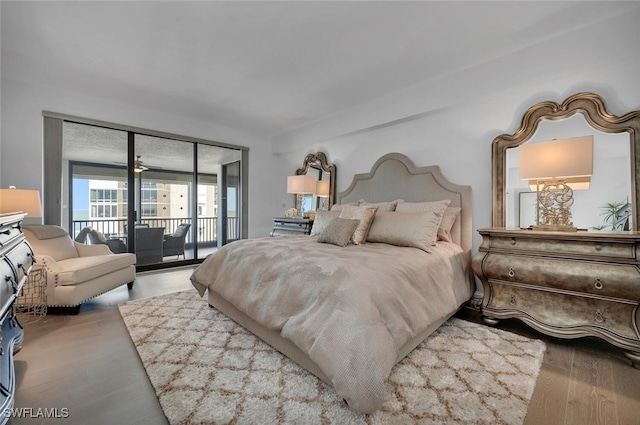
top-left (330, 199), bottom-right (364, 213)
top-left (360, 199), bottom-right (404, 213)
top-left (366, 211), bottom-right (442, 253)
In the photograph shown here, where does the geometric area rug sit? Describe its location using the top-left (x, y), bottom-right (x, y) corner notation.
top-left (119, 290), bottom-right (546, 425)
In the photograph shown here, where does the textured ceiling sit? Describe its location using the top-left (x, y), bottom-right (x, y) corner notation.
top-left (3, 1), bottom-right (638, 141)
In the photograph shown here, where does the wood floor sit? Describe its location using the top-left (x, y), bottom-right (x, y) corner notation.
top-left (10, 267), bottom-right (640, 425)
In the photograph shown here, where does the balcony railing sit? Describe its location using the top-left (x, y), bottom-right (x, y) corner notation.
top-left (71, 216), bottom-right (239, 247)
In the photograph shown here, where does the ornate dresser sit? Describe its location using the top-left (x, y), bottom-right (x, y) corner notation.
top-left (270, 217), bottom-right (314, 237)
top-left (472, 228), bottom-right (640, 367)
top-left (0, 213), bottom-right (34, 421)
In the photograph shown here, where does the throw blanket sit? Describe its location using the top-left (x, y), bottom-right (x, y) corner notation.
top-left (190, 236), bottom-right (472, 413)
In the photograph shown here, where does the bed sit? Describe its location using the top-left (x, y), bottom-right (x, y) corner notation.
top-left (190, 152), bottom-right (474, 414)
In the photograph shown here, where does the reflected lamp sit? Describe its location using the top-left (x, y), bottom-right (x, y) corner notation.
top-left (519, 135), bottom-right (593, 231)
top-left (287, 175), bottom-right (316, 218)
top-left (315, 180), bottom-right (330, 211)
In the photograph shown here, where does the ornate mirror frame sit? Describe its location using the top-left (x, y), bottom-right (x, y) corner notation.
top-left (295, 152), bottom-right (337, 208)
top-left (492, 92), bottom-right (640, 229)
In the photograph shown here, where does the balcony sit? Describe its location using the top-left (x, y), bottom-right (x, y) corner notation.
top-left (71, 216), bottom-right (238, 262)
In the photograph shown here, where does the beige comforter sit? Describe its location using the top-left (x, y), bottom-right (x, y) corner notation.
top-left (190, 235), bottom-right (472, 413)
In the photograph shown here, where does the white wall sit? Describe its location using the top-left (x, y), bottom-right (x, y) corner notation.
top-left (2, 6), bottom-right (639, 252)
top-left (274, 8), bottom-right (640, 268)
top-left (0, 78), bottom-right (289, 238)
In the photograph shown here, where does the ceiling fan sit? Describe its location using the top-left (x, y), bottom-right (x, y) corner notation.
top-left (114, 155), bottom-right (161, 173)
top-left (133, 155), bottom-right (149, 173)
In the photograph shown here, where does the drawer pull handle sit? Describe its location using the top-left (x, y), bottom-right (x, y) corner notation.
top-left (595, 244), bottom-right (603, 252)
top-left (510, 238), bottom-right (516, 245)
top-left (594, 278), bottom-right (603, 290)
top-left (510, 295), bottom-right (517, 306)
top-left (4, 275), bottom-right (17, 291)
top-left (508, 267), bottom-right (515, 278)
top-left (595, 310), bottom-right (604, 324)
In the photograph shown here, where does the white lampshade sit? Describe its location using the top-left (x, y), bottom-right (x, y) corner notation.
top-left (287, 175), bottom-right (316, 194)
top-left (316, 180), bottom-right (330, 197)
top-left (0, 187), bottom-right (43, 217)
top-left (520, 135), bottom-right (594, 190)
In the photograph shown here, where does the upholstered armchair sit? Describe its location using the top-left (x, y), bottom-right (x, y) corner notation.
top-left (163, 223), bottom-right (191, 259)
top-left (23, 225), bottom-right (136, 314)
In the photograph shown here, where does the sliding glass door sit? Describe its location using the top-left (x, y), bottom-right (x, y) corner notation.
top-left (62, 119), bottom-right (246, 270)
top-left (197, 144), bottom-right (242, 258)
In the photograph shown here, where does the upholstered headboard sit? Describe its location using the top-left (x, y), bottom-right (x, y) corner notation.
top-left (337, 153), bottom-right (473, 258)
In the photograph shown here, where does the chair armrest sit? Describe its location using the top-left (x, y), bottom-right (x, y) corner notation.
top-left (74, 241), bottom-right (113, 257)
top-left (34, 254), bottom-right (63, 274)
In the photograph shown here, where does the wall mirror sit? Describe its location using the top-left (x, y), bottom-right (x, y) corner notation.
top-left (295, 152), bottom-right (336, 213)
top-left (493, 92), bottom-right (640, 231)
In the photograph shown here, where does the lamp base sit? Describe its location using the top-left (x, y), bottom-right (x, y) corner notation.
top-left (531, 224), bottom-right (577, 232)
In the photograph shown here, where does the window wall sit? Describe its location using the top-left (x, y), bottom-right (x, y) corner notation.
top-left (44, 114), bottom-right (248, 271)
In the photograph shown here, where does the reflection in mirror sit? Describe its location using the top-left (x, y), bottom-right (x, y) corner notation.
top-left (295, 152), bottom-right (336, 215)
top-left (492, 92), bottom-right (640, 231)
top-left (506, 115), bottom-right (630, 230)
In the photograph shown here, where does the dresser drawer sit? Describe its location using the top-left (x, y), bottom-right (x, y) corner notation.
top-left (271, 218), bottom-right (314, 237)
top-left (0, 221), bottom-right (22, 248)
top-left (486, 282), bottom-right (639, 341)
top-left (10, 241), bottom-right (34, 285)
top-left (488, 235), bottom-right (635, 259)
top-left (2, 241), bottom-right (34, 290)
top-left (482, 253), bottom-right (640, 300)
top-left (274, 222), bottom-right (308, 231)
top-left (0, 258), bottom-right (16, 308)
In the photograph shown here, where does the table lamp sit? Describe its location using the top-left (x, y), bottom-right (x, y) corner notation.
top-left (519, 135), bottom-right (593, 231)
top-left (0, 186), bottom-right (43, 218)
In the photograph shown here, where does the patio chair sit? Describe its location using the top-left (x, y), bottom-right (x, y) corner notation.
top-left (135, 227), bottom-right (165, 265)
top-left (163, 223), bottom-right (191, 259)
top-left (76, 227), bottom-right (128, 254)
top-left (88, 229), bottom-right (127, 254)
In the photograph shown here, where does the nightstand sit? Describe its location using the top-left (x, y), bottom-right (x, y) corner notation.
top-left (472, 227), bottom-right (640, 368)
top-left (270, 217), bottom-right (314, 237)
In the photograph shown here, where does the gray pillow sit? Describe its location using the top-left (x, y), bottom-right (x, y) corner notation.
top-left (310, 210), bottom-right (340, 236)
top-left (317, 218), bottom-right (360, 247)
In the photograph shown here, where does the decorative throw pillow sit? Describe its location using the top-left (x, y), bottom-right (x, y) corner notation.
top-left (360, 199), bottom-right (404, 213)
top-left (338, 204), bottom-right (378, 245)
top-left (395, 200), bottom-right (451, 244)
top-left (310, 210), bottom-right (340, 236)
top-left (437, 206), bottom-right (461, 242)
top-left (330, 199), bottom-right (364, 213)
top-left (366, 211), bottom-right (442, 253)
top-left (317, 218), bottom-right (360, 247)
